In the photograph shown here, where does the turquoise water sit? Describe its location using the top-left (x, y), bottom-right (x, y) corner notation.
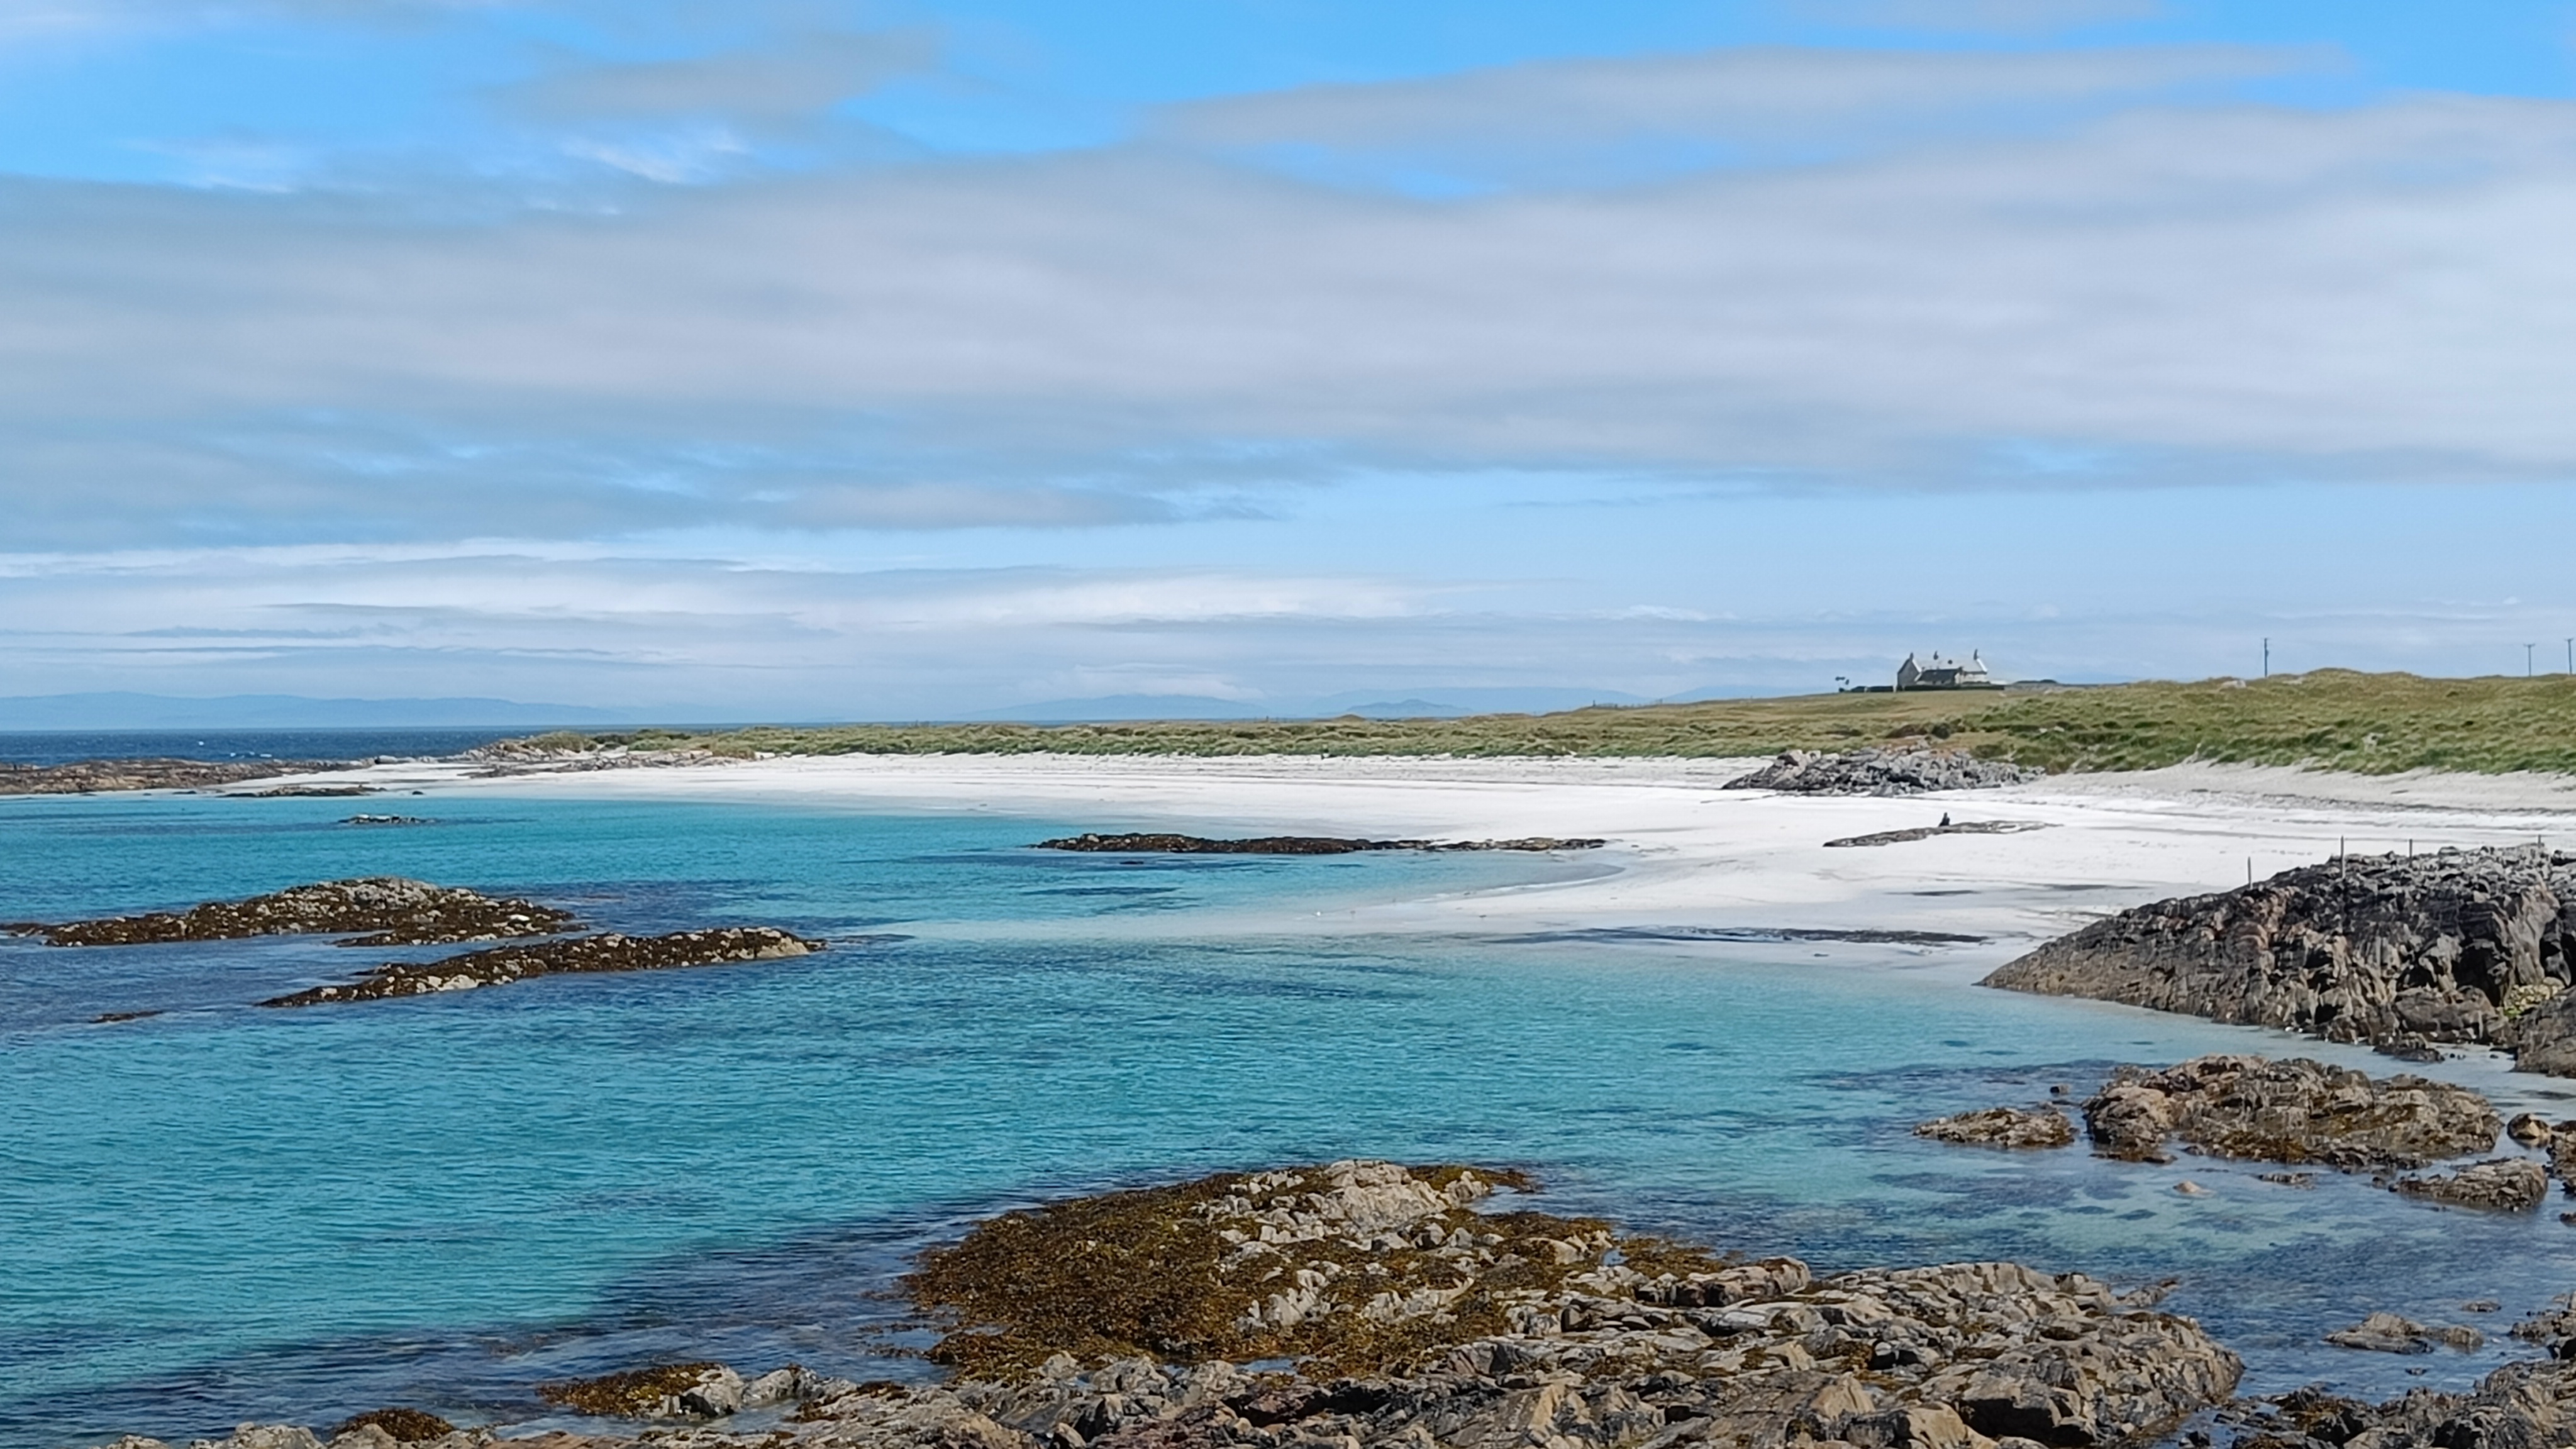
top-left (8, 790), bottom-right (2576, 1447)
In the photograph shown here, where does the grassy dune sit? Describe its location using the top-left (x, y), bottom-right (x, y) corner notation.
top-left (530, 670), bottom-right (2576, 775)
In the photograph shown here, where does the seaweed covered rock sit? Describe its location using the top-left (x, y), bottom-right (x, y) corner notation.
top-left (1913, 1106), bottom-right (2076, 1150)
top-left (1984, 847), bottom-right (2576, 1072)
top-left (25, 877), bottom-right (579, 948)
top-left (99, 1165), bottom-right (2245, 1449)
top-left (2223, 1357), bottom-right (2576, 1448)
top-left (258, 927), bottom-right (823, 1007)
top-left (896, 1161), bottom-right (2237, 1446)
top-left (1722, 747), bottom-right (2042, 796)
top-left (539, 1363), bottom-right (745, 1419)
top-left (2079, 1055), bottom-right (2501, 1169)
top-left (326, 1409), bottom-right (455, 1443)
top-left (2391, 1158), bottom-right (2549, 1211)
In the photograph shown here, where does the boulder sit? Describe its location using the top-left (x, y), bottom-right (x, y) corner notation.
top-left (2079, 1055), bottom-right (2501, 1169)
top-left (1913, 1107), bottom-right (2076, 1150)
top-left (1984, 847), bottom-right (2576, 1074)
top-left (2392, 1158), bottom-right (2550, 1211)
top-left (1724, 747), bottom-right (2041, 796)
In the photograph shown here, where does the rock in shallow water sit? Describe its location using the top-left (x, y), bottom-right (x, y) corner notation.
top-left (2392, 1158), bottom-right (2550, 1211)
top-left (124, 1163), bottom-right (2244, 1449)
top-left (1913, 1106), bottom-right (2076, 1150)
top-left (1031, 834), bottom-right (1605, 854)
top-left (1982, 847), bottom-right (2576, 1074)
top-left (257, 926), bottom-right (825, 1006)
top-left (2080, 1054), bottom-right (2501, 1170)
top-left (20, 877), bottom-right (579, 948)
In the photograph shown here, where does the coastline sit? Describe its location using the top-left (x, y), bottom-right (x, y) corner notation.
top-left (279, 750), bottom-right (2576, 962)
top-left (26, 753), bottom-right (2576, 1441)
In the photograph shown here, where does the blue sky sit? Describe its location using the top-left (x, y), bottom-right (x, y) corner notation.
top-left (3, 0), bottom-right (2575, 718)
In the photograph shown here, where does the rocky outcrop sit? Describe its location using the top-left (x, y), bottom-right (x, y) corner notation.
top-left (2228, 1306), bottom-right (2576, 1448)
top-left (2391, 1158), bottom-right (2549, 1211)
top-left (18, 878), bottom-right (580, 948)
top-left (326, 1410), bottom-right (454, 1443)
top-left (536, 1363), bottom-right (844, 1419)
top-left (1033, 835), bottom-right (1606, 854)
top-left (2079, 1055), bottom-right (2501, 1169)
top-left (0, 758), bottom-right (330, 796)
top-left (1723, 748), bottom-right (2043, 796)
top-left (2323, 1312), bottom-right (2483, 1354)
top-left (1914, 1107), bottom-right (2077, 1149)
top-left (118, 1162), bottom-right (2241, 1449)
top-left (1825, 821), bottom-right (2049, 848)
top-left (1984, 847), bottom-right (2576, 1074)
top-left (257, 928), bottom-right (824, 1006)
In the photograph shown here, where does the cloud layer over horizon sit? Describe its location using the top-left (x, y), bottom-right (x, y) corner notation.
top-left (4, 1), bottom-right (2574, 716)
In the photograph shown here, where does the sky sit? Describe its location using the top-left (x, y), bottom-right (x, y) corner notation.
top-left (3, 0), bottom-right (2575, 719)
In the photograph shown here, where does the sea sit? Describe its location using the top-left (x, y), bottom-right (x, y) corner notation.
top-left (8, 737), bottom-right (2576, 1446)
top-left (0, 730), bottom-right (581, 769)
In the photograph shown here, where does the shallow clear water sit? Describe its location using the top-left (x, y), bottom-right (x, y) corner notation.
top-left (6, 790), bottom-right (2574, 1448)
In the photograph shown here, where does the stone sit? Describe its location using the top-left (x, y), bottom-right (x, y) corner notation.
top-left (1912, 1107), bottom-right (2075, 1150)
top-left (2078, 1055), bottom-right (2501, 1170)
top-left (1723, 747), bottom-right (2042, 797)
top-left (2326, 1312), bottom-right (2434, 1354)
top-left (258, 927), bottom-right (825, 1007)
top-left (326, 1410), bottom-right (455, 1443)
top-left (2392, 1158), bottom-right (2550, 1211)
top-left (2509, 1111), bottom-right (2556, 1146)
top-left (1983, 847), bottom-right (2576, 1074)
top-left (27, 877), bottom-right (579, 948)
top-left (106, 1165), bottom-right (2245, 1449)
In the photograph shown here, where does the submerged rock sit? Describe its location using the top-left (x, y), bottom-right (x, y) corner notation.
top-left (257, 927), bottom-right (824, 1007)
top-left (1031, 834), bottom-right (1605, 854)
top-left (2080, 1055), bottom-right (2501, 1169)
top-left (1722, 747), bottom-right (2043, 797)
top-left (21, 877), bottom-right (579, 948)
top-left (1913, 1106), bottom-right (2077, 1149)
top-left (1983, 847), bottom-right (2576, 1074)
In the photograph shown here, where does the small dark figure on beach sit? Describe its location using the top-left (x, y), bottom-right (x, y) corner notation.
top-left (1940, 812), bottom-right (1951, 828)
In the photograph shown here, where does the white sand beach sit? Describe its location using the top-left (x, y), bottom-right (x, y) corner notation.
top-left (322, 751), bottom-right (2576, 975)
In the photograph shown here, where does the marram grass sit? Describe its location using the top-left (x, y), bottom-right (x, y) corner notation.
top-left (524, 670), bottom-right (2576, 777)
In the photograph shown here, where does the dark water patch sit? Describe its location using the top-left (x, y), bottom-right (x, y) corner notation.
top-left (1498, 925), bottom-right (1988, 947)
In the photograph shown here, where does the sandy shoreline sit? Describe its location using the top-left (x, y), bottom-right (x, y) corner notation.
top-left (311, 751), bottom-right (2576, 967)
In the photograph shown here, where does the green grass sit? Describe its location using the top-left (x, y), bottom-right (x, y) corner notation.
top-left (521, 670), bottom-right (2576, 775)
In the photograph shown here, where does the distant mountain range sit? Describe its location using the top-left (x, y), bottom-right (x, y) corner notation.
top-left (0, 693), bottom-right (659, 730)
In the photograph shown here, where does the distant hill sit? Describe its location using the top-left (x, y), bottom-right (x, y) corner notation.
top-left (0, 693), bottom-right (654, 730)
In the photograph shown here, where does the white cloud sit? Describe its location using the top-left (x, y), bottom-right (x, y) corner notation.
top-left (4, 57), bottom-right (2574, 552)
top-left (1784, 0), bottom-right (2167, 35)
